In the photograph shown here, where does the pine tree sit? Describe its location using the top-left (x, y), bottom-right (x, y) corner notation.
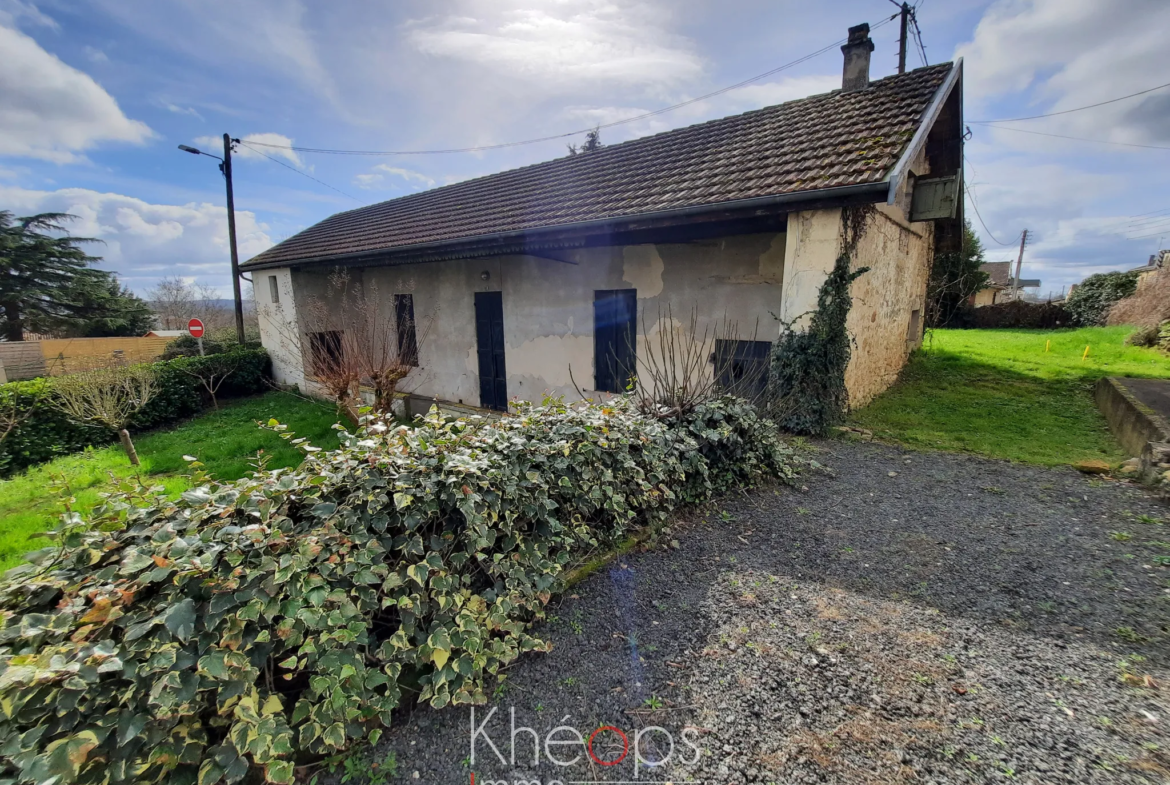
top-left (0, 211), bottom-right (148, 340)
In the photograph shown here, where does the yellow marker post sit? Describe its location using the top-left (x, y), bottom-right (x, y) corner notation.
top-left (1082, 345), bottom-right (1090, 361)
top-left (1045, 339), bottom-right (1051, 353)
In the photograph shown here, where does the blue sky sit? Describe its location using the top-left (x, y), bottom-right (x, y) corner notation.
top-left (2, 0), bottom-right (1168, 299)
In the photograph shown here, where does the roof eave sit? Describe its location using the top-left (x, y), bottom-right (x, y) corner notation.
top-left (886, 59), bottom-right (962, 205)
top-left (241, 180), bottom-right (890, 272)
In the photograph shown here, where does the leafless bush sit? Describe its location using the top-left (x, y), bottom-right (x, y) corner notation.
top-left (179, 353), bottom-right (241, 410)
top-left (632, 304), bottom-right (766, 417)
top-left (289, 269), bottom-right (432, 423)
top-left (147, 276), bottom-right (256, 333)
top-left (1107, 269), bottom-right (1170, 328)
top-left (51, 362), bottom-right (157, 465)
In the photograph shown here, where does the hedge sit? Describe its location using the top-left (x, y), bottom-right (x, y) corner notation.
top-left (0, 395), bottom-right (802, 785)
top-left (955, 300), bottom-right (1073, 330)
top-left (0, 348), bottom-right (271, 474)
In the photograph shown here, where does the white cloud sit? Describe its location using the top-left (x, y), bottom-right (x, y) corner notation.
top-left (0, 185), bottom-right (273, 292)
top-left (0, 0), bottom-right (57, 29)
top-left (353, 164), bottom-right (435, 190)
top-left (0, 24), bottom-right (153, 162)
top-left (405, 1), bottom-right (702, 96)
top-left (165, 103), bottom-right (203, 120)
top-left (956, 0), bottom-right (1170, 144)
top-left (82, 45), bottom-right (109, 64)
top-left (195, 132), bottom-right (303, 167)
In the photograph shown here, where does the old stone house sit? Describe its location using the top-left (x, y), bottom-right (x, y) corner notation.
top-left (971, 261), bottom-right (1041, 307)
top-left (244, 25), bottom-right (964, 414)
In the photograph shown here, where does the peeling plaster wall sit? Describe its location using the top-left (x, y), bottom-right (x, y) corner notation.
top-left (260, 201), bottom-right (931, 413)
top-left (353, 232), bottom-right (788, 409)
top-left (254, 268), bottom-right (306, 388)
top-left (844, 204), bottom-right (933, 406)
top-left (773, 202), bottom-right (932, 409)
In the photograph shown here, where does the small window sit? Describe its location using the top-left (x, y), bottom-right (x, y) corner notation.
top-left (714, 339), bottom-right (772, 402)
top-left (268, 275), bottom-right (280, 304)
top-left (394, 294), bottom-right (419, 367)
top-left (308, 330), bottom-right (343, 376)
top-left (907, 308), bottom-right (922, 341)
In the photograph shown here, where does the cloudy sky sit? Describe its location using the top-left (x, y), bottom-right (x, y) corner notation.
top-left (2, 0), bottom-right (1168, 298)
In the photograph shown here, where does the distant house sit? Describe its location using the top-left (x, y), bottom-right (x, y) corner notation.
top-left (1129, 250), bottom-right (1166, 291)
top-left (244, 24), bottom-right (965, 413)
top-left (971, 261), bottom-right (1040, 307)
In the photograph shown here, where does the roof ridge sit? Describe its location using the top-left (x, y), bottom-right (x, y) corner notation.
top-left (247, 61), bottom-right (956, 268)
top-left (324, 62), bottom-right (954, 222)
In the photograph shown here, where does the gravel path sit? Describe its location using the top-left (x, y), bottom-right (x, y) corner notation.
top-left (366, 442), bottom-right (1170, 784)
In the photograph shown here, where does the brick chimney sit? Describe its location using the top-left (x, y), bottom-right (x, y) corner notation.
top-left (841, 23), bottom-right (875, 92)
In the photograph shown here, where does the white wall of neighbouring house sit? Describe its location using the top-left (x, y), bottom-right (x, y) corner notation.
top-left (255, 267), bottom-right (307, 388)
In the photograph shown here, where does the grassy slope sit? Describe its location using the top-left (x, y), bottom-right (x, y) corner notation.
top-left (851, 326), bottom-right (1170, 466)
top-left (0, 391), bottom-right (341, 569)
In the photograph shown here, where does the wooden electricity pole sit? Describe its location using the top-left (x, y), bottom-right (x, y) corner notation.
top-left (897, 2), bottom-right (910, 74)
top-left (221, 133), bottom-right (245, 345)
top-left (1011, 229), bottom-right (1029, 302)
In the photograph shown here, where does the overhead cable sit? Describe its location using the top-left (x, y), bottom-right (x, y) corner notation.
top-left (243, 14), bottom-right (899, 158)
top-left (969, 81), bottom-right (1170, 124)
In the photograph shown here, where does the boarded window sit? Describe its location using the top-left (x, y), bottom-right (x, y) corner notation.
top-left (594, 289), bottom-right (637, 393)
top-left (394, 294), bottom-right (419, 366)
top-left (714, 339), bottom-right (772, 401)
top-left (308, 330), bottom-right (343, 376)
top-left (907, 309), bottom-right (922, 341)
top-left (268, 275), bottom-right (280, 304)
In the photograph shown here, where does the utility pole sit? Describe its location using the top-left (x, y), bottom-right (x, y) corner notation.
top-left (1011, 229), bottom-right (1029, 302)
top-left (221, 133), bottom-right (245, 345)
top-left (897, 2), bottom-right (910, 74)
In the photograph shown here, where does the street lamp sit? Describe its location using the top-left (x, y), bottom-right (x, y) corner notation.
top-left (177, 133), bottom-right (245, 345)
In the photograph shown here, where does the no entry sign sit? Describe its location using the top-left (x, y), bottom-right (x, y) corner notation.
top-left (187, 318), bottom-right (205, 338)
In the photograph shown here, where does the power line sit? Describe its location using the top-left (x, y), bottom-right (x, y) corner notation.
top-left (245, 15), bottom-right (899, 158)
top-left (979, 123), bottom-right (1170, 151)
top-left (237, 141), bottom-right (361, 201)
top-left (963, 180), bottom-right (1021, 246)
top-left (909, 12), bottom-right (928, 66)
top-left (969, 81), bottom-right (1170, 124)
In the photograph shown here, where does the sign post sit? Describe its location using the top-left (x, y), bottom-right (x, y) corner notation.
top-left (188, 318), bottom-right (205, 357)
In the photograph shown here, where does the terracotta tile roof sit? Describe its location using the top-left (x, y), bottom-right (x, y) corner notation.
top-left (245, 62), bottom-right (954, 269)
top-left (981, 262), bottom-right (1012, 287)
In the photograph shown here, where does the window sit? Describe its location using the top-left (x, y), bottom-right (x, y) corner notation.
top-left (308, 330), bottom-right (343, 376)
top-left (594, 290), bottom-right (637, 393)
top-left (907, 308), bottom-right (922, 341)
top-left (714, 339), bottom-right (772, 402)
top-left (394, 294), bottom-right (419, 366)
top-left (268, 275), bottom-right (280, 304)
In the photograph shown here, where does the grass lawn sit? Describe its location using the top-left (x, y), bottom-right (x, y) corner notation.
top-left (851, 326), bottom-right (1170, 466)
top-left (0, 391), bottom-right (342, 570)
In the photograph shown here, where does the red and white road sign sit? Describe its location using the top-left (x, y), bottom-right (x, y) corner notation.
top-left (187, 318), bottom-right (205, 338)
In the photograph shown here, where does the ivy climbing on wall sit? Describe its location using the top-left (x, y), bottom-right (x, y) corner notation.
top-left (766, 205), bottom-right (873, 435)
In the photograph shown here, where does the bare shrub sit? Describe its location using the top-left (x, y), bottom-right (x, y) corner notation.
top-left (632, 304), bottom-right (766, 418)
top-left (285, 269), bottom-right (432, 423)
top-left (51, 362), bottom-right (156, 465)
top-left (178, 352), bottom-right (241, 409)
top-left (1107, 269), bottom-right (1170, 329)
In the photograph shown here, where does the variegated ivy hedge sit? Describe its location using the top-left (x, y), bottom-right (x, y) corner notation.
top-left (0, 396), bottom-right (802, 785)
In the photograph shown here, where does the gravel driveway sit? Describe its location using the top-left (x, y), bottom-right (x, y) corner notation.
top-left (365, 441), bottom-right (1170, 784)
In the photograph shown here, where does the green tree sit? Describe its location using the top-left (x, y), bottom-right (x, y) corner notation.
top-left (0, 211), bottom-right (96, 340)
top-left (36, 269), bottom-right (154, 337)
top-left (925, 220), bottom-right (987, 327)
top-left (566, 127), bottom-right (603, 156)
